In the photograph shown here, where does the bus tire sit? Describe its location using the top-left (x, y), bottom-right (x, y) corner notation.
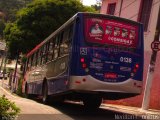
top-left (83, 95), bottom-right (102, 109)
top-left (42, 81), bottom-right (49, 104)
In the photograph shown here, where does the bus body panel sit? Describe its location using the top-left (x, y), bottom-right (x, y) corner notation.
top-left (69, 75), bottom-right (142, 93)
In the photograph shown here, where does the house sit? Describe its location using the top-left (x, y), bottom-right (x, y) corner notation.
top-left (100, 0), bottom-right (160, 109)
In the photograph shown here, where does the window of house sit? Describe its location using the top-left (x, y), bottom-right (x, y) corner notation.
top-left (138, 0), bottom-right (153, 31)
top-left (107, 3), bottom-right (116, 15)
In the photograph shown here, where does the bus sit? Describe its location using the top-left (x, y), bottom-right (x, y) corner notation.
top-left (22, 12), bottom-right (144, 108)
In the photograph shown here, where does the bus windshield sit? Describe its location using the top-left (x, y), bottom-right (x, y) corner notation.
top-left (84, 17), bottom-right (139, 48)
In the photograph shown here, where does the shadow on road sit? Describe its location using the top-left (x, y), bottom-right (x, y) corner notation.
top-left (26, 97), bottom-right (143, 120)
top-left (49, 101), bottom-right (143, 120)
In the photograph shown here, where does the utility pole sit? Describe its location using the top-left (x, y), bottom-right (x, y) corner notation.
top-left (142, 7), bottom-right (160, 110)
top-left (119, 0), bottom-right (123, 17)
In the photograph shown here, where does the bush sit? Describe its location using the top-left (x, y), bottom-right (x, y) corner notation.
top-left (0, 95), bottom-right (20, 120)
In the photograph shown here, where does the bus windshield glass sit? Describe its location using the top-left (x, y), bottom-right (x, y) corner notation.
top-left (84, 17), bottom-right (139, 48)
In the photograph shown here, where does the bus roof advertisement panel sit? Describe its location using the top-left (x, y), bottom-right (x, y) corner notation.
top-left (84, 17), bottom-right (139, 48)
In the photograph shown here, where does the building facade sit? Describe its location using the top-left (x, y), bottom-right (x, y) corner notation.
top-left (100, 0), bottom-right (160, 109)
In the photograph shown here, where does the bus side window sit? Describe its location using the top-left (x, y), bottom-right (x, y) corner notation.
top-left (60, 28), bottom-right (70, 56)
top-left (32, 53), bottom-right (37, 68)
top-left (24, 59), bottom-right (27, 73)
top-left (35, 50), bottom-right (39, 66)
top-left (60, 32), bottom-right (68, 56)
top-left (26, 58), bottom-right (30, 71)
top-left (53, 35), bottom-right (59, 59)
top-left (66, 25), bottom-right (73, 51)
top-left (68, 24), bottom-right (73, 41)
top-left (59, 26), bottom-right (73, 56)
top-left (39, 46), bottom-right (43, 65)
top-left (48, 39), bottom-right (54, 61)
top-left (42, 45), bottom-right (47, 64)
top-left (37, 47), bottom-right (42, 66)
top-left (42, 42), bottom-right (50, 63)
top-left (59, 32), bottom-right (64, 57)
top-left (46, 41), bottom-right (51, 62)
top-left (30, 54), bottom-right (34, 69)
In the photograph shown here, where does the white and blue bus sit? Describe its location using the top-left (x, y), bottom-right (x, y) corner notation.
top-left (22, 13), bottom-right (144, 108)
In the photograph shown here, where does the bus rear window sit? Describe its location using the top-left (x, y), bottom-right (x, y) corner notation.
top-left (84, 17), bottom-right (139, 48)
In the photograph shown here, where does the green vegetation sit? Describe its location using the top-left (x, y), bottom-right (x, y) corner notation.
top-left (4, 0), bottom-right (95, 58)
top-left (16, 78), bottom-right (23, 96)
top-left (0, 0), bottom-right (33, 40)
top-left (0, 20), bottom-right (5, 39)
top-left (0, 95), bottom-right (20, 119)
top-left (0, 0), bottom-right (33, 22)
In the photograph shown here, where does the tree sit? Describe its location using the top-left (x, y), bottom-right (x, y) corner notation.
top-left (0, 0), bottom-right (33, 22)
top-left (0, 20), bottom-right (5, 39)
top-left (4, 0), bottom-right (95, 58)
top-left (91, 0), bottom-right (102, 12)
top-left (96, 0), bottom-right (102, 6)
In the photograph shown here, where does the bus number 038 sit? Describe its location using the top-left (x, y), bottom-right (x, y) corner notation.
top-left (120, 57), bottom-right (132, 63)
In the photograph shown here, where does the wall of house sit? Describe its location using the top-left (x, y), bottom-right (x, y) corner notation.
top-left (101, 0), bottom-right (118, 14)
top-left (145, 0), bottom-right (159, 51)
top-left (101, 0), bottom-right (160, 110)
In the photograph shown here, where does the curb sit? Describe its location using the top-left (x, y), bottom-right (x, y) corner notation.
top-left (101, 104), bottom-right (160, 117)
top-left (1, 81), bottom-right (11, 90)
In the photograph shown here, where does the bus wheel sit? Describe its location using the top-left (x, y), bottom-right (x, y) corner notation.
top-left (83, 95), bottom-right (102, 109)
top-left (42, 82), bottom-right (49, 104)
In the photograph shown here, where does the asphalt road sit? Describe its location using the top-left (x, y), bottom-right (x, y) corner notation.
top-left (0, 82), bottom-right (143, 120)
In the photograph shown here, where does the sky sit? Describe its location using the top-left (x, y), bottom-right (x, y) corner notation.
top-left (82, 0), bottom-right (97, 6)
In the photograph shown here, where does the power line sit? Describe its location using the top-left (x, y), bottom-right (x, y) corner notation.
top-left (114, 0), bottom-right (137, 16)
top-left (128, 1), bottom-right (160, 20)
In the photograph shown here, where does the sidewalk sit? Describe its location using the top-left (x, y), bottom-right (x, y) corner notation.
top-left (101, 104), bottom-right (160, 119)
top-left (1, 79), bottom-right (160, 119)
top-left (0, 78), bottom-right (10, 90)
